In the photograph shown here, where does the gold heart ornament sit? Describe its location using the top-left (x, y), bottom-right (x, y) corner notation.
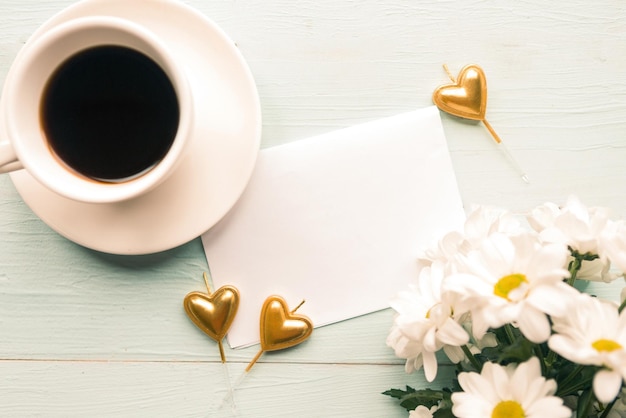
top-left (432, 64), bottom-right (487, 121)
top-left (246, 296), bottom-right (313, 371)
top-left (183, 272), bottom-right (240, 363)
top-left (260, 296), bottom-right (313, 351)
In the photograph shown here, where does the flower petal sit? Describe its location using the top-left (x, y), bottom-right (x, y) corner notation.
top-left (526, 283), bottom-right (576, 318)
top-left (422, 326), bottom-right (438, 352)
top-left (593, 369), bottom-right (623, 403)
top-left (517, 307), bottom-right (551, 343)
top-left (525, 396), bottom-right (570, 418)
top-left (442, 344), bottom-right (465, 364)
top-left (451, 392), bottom-right (493, 418)
top-left (422, 350), bottom-right (438, 382)
top-left (482, 362), bottom-right (511, 401)
top-left (437, 318), bottom-right (470, 346)
top-left (458, 370), bottom-right (496, 402)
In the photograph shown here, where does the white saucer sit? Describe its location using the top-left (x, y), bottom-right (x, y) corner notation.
top-left (3, 0), bottom-right (262, 255)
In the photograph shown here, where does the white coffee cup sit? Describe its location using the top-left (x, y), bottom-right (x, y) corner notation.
top-left (0, 16), bottom-right (193, 203)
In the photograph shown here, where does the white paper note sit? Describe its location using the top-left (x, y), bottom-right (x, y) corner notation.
top-left (201, 106), bottom-right (465, 348)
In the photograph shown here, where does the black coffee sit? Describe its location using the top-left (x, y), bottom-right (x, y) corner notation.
top-left (41, 45), bottom-right (179, 182)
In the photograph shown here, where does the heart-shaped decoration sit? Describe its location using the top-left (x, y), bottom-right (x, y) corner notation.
top-left (260, 296), bottom-right (313, 352)
top-left (183, 286), bottom-right (240, 342)
top-left (432, 64), bottom-right (487, 120)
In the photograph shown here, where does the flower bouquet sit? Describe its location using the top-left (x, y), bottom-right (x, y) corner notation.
top-left (385, 196), bottom-right (626, 418)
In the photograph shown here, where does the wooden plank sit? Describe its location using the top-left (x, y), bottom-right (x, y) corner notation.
top-left (0, 360), bottom-right (453, 417)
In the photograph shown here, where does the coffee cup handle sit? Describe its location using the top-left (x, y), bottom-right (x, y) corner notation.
top-left (0, 141), bottom-right (23, 174)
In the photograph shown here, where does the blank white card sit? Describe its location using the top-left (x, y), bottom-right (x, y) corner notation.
top-left (201, 106), bottom-right (465, 348)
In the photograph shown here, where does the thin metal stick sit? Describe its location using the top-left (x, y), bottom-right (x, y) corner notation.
top-left (442, 64), bottom-right (456, 82)
top-left (291, 299), bottom-right (306, 313)
top-left (245, 349), bottom-right (264, 372)
top-left (496, 140), bottom-right (530, 183)
top-left (202, 271), bottom-right (212, 294)
top-left (482, 119), bottom-right (529, 183)
top-left (481, 119), bottom-right (502, 144)
top-left (218, 341), bottom-right (226, 364)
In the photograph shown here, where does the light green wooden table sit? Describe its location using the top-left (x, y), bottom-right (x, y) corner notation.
top-left (1, 0), bottom-right (625, 416)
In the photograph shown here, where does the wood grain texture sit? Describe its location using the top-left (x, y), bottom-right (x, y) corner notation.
top-left (0, 361), bottom-right (458, 417)
top-left (0, 0), bottom-right (625, 416)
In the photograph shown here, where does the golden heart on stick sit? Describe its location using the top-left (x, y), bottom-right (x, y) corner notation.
top-left (260, 296), bottom-right (313, 351)
top-left (431, 63), bottom-right (530, 183)
top-left (183, 272), bottom-right (240, 363)
top-left (432, 64), bottom-right (487, 121)
top-left (246, 295), bottom-right (313, 372)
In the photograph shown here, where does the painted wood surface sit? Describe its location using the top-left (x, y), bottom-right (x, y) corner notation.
top-left (0, 0), bottom-right (625, 416)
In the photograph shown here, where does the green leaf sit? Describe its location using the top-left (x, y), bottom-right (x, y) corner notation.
top-left (401, 389), bottom-right (445, 411)
top-left (382, 387), bottom-right (448, 412)
top-left (577, 388), bottom-right (595, 418)
top-left (477, 325), bottom-right (536, 366)
top-left (555, 363), bottom-right (597, 397)
top-left (433, 407), bottom-right (456, 418)
top-left (382, 386), bottom-right (416, 400)
top-left (489, 333), bottom-right (534, 364)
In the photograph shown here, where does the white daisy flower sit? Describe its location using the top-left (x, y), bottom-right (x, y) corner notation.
top-left (417, 205), bottom-right (522, 276)
top-left (601, 219), bottom-right (626, 274)
top-left (528, 196), bottom-right (615, 281)
top-left (575, 257), bottom-right (616, 283)
top-left (451, 357), bottom-right (570, 418)
top-left (462, 205), bottom-right (522, 246)
top-left (416, 229), bottom-right (465, 275)
top-left (387, 262), bottom-right (470, 382)
top-left (527, 200), bottom-right (562, 232)
top-left (528, 196), bottom-right (610, 254)
top-left (445, 231), bottom-right (574, 343)
top-left (549, 294), bottom-right (626, 403)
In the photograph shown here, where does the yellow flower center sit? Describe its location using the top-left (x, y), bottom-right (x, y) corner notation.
top-left (592, 339), bottom-right (623, 352)
top-left (491, 400), bottom-right (525, 418)
top-left (494, 273), bottom-right (528, 300)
